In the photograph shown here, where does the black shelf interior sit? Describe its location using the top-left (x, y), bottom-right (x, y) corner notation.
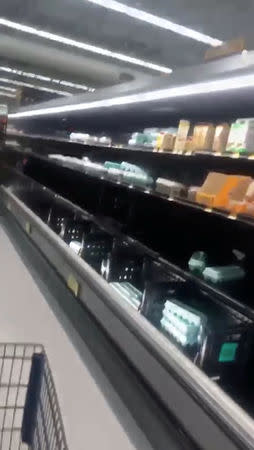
top-left (18, 151), bottom-right (254, 314)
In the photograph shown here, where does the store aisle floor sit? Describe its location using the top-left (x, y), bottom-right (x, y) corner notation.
top-left (0, 223), bottom-right (150, 450)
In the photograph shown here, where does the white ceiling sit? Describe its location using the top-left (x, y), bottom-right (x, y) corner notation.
top-left (1, 0), bottom-right (253, 107)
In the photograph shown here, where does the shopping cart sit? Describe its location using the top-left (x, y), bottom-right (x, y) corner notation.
top-left (0, 343), bottom-right (68, 449)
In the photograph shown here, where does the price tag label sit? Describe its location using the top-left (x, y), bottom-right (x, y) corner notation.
top-left (231, 153), bottom-right (240, 159)
top-left (177, 151), bottom-right (183, 155)
top-left (248, 155), bottom-right (254, 160)
top-left (214, 152), bottom-right (222, 157)
top-left (67, 275), bottom-right (79, 297)
top-left (168, 197), bottom-right (174, 202)
top-left (204, 207), bottom-right (212, 213)
top-left (186, 151), bottom-right (192, 156)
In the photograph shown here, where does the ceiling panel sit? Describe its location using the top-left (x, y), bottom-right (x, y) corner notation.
top-left (1, 0), bottom-right (254, 111)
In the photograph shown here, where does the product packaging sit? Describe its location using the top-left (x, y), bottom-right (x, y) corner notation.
top-left (174, 120), bottom-right (191, 152)
top-left (196, 172), bottom-right (243, 209)
top-left (226, 118), bottom-right (254, 153)
top-left (155, 178), bottom-right (187, 197)
top-left (192, 123), bottom-right (215, 151)
top-left (213, 123), bottom-right (230, 153)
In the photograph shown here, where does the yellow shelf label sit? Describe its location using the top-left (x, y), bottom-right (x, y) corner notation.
top-left (67, 275), bottom-right (79, 297)
top-left (248, 155), bottom-right (254, 160)
top-left (204, 207), bottom-right (213, 213)
top-left (231, 153), bottom-right (240, 159)
top-left (185, 151), bottom-right (192, 156)
top-left (228, 214), bottom-right (237, 220)
top-left (214, 152), bottom-right (222, 157)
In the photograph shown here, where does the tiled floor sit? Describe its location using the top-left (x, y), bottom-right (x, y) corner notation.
top-left (0, 224), bottom-right (151, 450)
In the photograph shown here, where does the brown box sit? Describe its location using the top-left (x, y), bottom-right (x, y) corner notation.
top-left (174, 120), bottom-right (191, 152)
top-left (245, 181), bottom-right (254, 202)
top-left (213, 123), bottom-right (230, 153)
top-left (192, 123), bottom-right (215, 151)
top-left (156, 178), bottom-right (187, 197)
top-left (160, 134), bottom-right (175, 152)
top-left (205, 37), bottom-right (245, 61)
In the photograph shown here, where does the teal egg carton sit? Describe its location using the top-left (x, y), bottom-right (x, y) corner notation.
top-left (104, 161), bottom-right (122, 170)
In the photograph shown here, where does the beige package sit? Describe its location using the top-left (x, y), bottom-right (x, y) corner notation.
top-left (245, 181), bottom-right (254, 202)
top-left (188, 186), bottom-right (200, 202)
top-left (160, 133), bottom-right (175, 152)
top-left (156, 178), bottom-right (187, 197)
top-left (174, 120), bottom-right (191, 152)
top-left (213, 123), bottom-right (230, 153)
top-left (228, 177), bottom-right (253, 214)
top-left (192, 123), bottom-right (215, 151)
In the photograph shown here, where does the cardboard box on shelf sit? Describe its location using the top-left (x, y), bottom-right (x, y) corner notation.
top-left (160, 133), bottom-right (176, 152)
top-left (155, 178), bottom-right (187, 197)
top-left (196, 172), bottom-right (244, 209)
top-left (155, 133), bottom-right (164, 151)
top-left (192, 123), bottom-right (215, 151)
top-left (226, 118), bottom-right (254, 154)
top-left (174, 120), bottom-right (191, 152)
top-left (213, 123), bottom-right (230, 153)
top-left (245, 181), bottom-right (254, 202)
top-left (228, 177), bottom-right (253, 214)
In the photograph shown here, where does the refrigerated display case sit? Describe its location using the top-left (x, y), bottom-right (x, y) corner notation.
top-left (2, 171), bottom-right (254, 449)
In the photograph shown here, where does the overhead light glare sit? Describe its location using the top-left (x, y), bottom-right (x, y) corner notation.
top-left (9, 74), bottom-right (254, 119)
top-left (0, 77), bottom-right (71, 96)
top-left (85, 0), bottom-right (223, 47)
top-left (0, 85), bottom-right (16, 93)
top-left (0, 91), bottom-right (16, 98)
top-left (0, 18), bottom-right (172, 74)
top-left (0, 66), bottom-right (95, 92)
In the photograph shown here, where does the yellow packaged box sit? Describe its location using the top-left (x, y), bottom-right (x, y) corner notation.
top-left (174, 120), bottom-right (191, 152)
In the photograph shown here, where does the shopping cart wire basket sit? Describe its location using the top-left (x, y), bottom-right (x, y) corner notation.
top-left (0, 343), bottom-right (68, 449)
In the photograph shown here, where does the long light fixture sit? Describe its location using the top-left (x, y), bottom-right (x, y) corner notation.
top-left (9, 73), bottom-right (254, 119)
top-left (0, 77), bottom-right (71, 96)
top-left (0, 66), bottom-right (95, 92)
top-left (0, 18), bottom-right (172, 74)
top-left (0, 85), bottom-right (16, 93)
top-left (0, 91), bottom-right (16, 98)
top-left (85, 0), bottom-right (222, 47)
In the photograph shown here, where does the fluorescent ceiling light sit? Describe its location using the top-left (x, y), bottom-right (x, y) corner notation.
top-left (0, 91), bottom-right (16, 98)
top-left (9, 73), bottom-right (254, 119)
top-left (0, 66), bottom-right (95, 92)
top-left (0, 18), bottom-right (172, 74)
top-left (0, 77), bottom-right (71, 96)
top-left (0, 85), bottom-right (16, 93)
top-left (85, 0), bottom-right (222, 47)
top-left (9, 75), bottom-right (254, 119)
